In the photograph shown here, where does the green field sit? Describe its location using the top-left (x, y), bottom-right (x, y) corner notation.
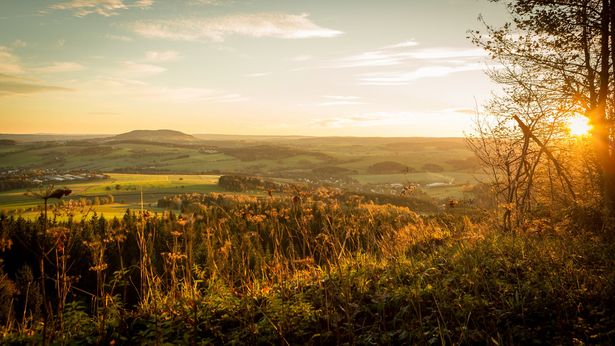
top-left (0, 173), bottom-right (222, 219)
top-left (0, 136), bottom-right (486, 217)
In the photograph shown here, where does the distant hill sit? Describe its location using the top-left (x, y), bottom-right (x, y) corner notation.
top-left (110, 129), bottom-right (200, 143)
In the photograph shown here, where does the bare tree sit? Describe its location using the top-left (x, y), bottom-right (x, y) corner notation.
top-left (470, 0), bottom-right (615, 229)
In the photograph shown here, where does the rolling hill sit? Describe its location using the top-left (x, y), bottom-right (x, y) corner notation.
top-left (109, 129), bottom-right (201, 143)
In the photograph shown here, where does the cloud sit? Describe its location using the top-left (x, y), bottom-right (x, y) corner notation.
top-left (189, 0), bottom-right (230, 5)
top-left (50, 0), bottom-right (154, 17)
top-left (131, 13), bottom-right (343, 42)
top-left (0, 73), bottom-right (72, 96)
top-left (335, 50), bottom-right (405, 68)
top-left (334, 43), bottom-right (488, 68)
top-left (12, 40), bottom-right (27, 48)
top-left (358, 63), bottom-right (485, 85)
top-left (0, 47), bottom-right (23, 74)
top-left (144, 50), bottom-right (180, 62)
top-left (92, 76), bottom-right (147, 87)
top-left (122, 61), bottom-right (166, 75)
top-left (314, 112), bottom-right (410, 128)
top-left (406, 48), bottom-right (488, 60)
top-left (323, 95), bottom-right (360, 101)
top-left (106, 34), bottom-right (133, 41)
top-left (56, 39), bottom-right (66, 48)
top-left (32, 62), bottom-right (86, 73)
top-left (383, 40), bottom-right (419, 49)
top-left (445, 107), bottom-right (477, 115)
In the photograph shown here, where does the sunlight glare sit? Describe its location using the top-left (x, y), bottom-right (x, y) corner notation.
top-left (568, 115), bottom-right (592, 136)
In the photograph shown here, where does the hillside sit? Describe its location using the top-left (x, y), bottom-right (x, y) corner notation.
top-left (110, 129), bottom-right (200, 143)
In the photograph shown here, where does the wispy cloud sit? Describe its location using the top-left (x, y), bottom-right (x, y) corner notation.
top-left (131, 13), bottom-right (343, 42)
top-left (359, 63), bottom-right (485, 85)
top-left (0, 47), bottom-right (23, 74)
top-left (324, 95), bottom-right (361, 101)
top-left (333, 42), bottom-right (487, 68)
top-left (50, 0), bottom-right (154, 17)
top-left (32, 62), bottom-right (86, 73)
top-left (336, 50), bottom-right (406, 68)
top-left (314, 112), bottom-right (409, 128)
top-left (189, 0), bottom-right (230, 5)
top-left (444, 107), bottom-right (477, 115)
top-left (122, 61), bottom-right (166, 75)
top-left (0, 73), bottom-right (72, 96)
top-left (106, 34), bottom-right (133, 42)
top-left (144, 50), bottom-right (180, 62)
top-left (12, 39), bottom-right (27, 48)
top-left (382, 40), bottom-right (418, 49)
top-left (406, 48), bottom-right (487, 60)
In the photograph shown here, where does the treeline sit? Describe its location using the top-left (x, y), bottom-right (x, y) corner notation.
top-left (0, 179), bottom-right (38, 192)
top-left (217, 175), bottom-right (288, 192)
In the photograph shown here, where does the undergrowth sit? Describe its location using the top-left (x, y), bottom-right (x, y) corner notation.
top-left (0, 189), bottom-right (613, 344)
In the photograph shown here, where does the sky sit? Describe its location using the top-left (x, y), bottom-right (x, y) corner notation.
top-left (0, 0), bottom-right (509, 137)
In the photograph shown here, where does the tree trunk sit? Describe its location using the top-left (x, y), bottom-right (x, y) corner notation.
top-left (594, 0), bottom-right (615, 221)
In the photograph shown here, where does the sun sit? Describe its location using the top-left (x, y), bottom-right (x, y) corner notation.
top-left (567, 115), bottom-right (592, 136)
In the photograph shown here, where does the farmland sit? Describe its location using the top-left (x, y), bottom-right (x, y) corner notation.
top-left (0, 133), bottom-right (484, 219)
top-left (0, 173), bottom-right (222, 219)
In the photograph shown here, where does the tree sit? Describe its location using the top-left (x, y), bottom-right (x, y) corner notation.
top-left (472, 0), bottom-right (615, 228)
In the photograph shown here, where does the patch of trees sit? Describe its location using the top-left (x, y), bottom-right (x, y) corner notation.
top-left (221, 145), bottom-right (331, 162)
top-left (312, 166), bottom-right (354, 176)
top-left (76, 146), bottom-right (113, 156)
top-left (0, 179), bottom-right (37, 192)
top-left (367, 161), bottom-right (414, 174)
top-left (0, 139), bottom-right (16, 146)
top-left (218, 175), bottom-right (286, 192)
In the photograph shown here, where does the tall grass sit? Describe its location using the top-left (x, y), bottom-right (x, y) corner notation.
top-left (0, 189), bottom-right (613, 344)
